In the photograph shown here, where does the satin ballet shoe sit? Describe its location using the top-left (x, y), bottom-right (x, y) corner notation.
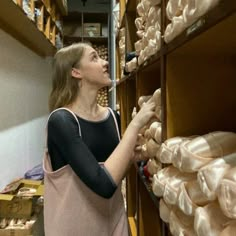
top-left (137, 2), bottom-right (145, 17)
top-left (163, 170), bottom-right (196, 205)
top-left (157, 136), bottom-right (189, 164)
top-left (142, 0), bottom-right (151, 15)
top-left (159, 198), bottom-right (172, 223)
top-left (155, 21), bottom-right (161, 32)
top-left (147, 6), bottom-right (160, 26)
top-left (164, 16), bottom-right (187, 43)
top-left (154, 125), bottom-right (162, 144)
top-left (219, 220), bottom-right (236, 236)
top-left (183, 0), bottom-right (220, 27)
top-left (135, 40), bottom-right (143, 55)
top-left (147, 158), bottom-right (162, 176)
top-left (136, 30), bottom-right (145, 39)
top-left (146, 138), bottom-right (160, 158)
top-left (169, 207), bottom-right (196, 236)
top-left (177, 180), bottom-right (210, 216)
top-left (173, 132), bottom-right (236, 173)
top-left (138, 50), bottom-right (145, 65)
top-left (194, 201), bottom-right (231, 236)
top-left (135, 17), bottom-right (145, 30)
top-left (149, 121), bottom-right (161, 143)
top-left (146, 39), bottom-right (158, 58)
top-left (166, 0), bottom-right (184, 20)
top-left (146, 26), bottom-right (157, 40)
top-left (198, 153), bottom-right (236, 201)
top-left (218, 166), bottom-right (236, 219)
top-left (152, 165), bottom-right (180, 197)
top-left (152, 88), bottom-right (161, 106)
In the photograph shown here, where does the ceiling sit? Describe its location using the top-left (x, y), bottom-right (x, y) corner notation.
top-left (68, 0), bottom-right (110, 13)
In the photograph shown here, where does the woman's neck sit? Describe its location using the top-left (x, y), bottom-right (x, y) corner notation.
top-left (68, 88), bottom-right (107, 121)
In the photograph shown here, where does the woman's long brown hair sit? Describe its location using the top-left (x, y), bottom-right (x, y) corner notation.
top-left (49, 42), bottom-right (90, 112)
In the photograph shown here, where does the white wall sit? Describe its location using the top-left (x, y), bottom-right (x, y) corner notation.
top-left (0, 29), bottom-right (52, 190)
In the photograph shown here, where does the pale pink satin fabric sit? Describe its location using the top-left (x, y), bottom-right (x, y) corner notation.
top-left (218, 166), bottom-right (236, 219)
top-left (198, 152), bottom-right (236, 201)
top-left (173, 132), bottom-right (236, 172)
top-left (177, 180), bottom-right (209, 216)
top-left (194, 201), bottom-right (230, 236)
top-left (169, 207), bottom-right (196, 236)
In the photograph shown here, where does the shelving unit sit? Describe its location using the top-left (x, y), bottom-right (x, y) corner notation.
top-left (63, 12), bottom-right (109, 45)
top-left (0, 0), bottom-right (66, 57)
top-left (116, 1), bottom-right (236, 235)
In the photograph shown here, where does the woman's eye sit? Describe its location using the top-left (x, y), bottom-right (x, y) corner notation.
top-left (92, 55), bottom-right (98, 61)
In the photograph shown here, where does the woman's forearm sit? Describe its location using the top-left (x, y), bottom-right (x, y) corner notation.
top-left (104, 121), bottom-right (139, 185)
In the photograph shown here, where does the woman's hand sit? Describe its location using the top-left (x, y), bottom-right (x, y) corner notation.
top-left (131, 99), bottom-right (156, 130)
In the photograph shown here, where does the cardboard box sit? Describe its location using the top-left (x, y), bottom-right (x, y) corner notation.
top-left (83, 23), bottom-right (101, 37)
top-left (0, 179), bottom-right (44, 219)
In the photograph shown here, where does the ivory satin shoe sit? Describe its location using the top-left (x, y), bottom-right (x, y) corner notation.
top-left (169, 207), bottom-right (196, 236)
top-left (152, 165), bottom-right (180, 197)
top-left (197, 152), bottom-right (236, 201)
top-left (183, 0), bottom-right (220, 27)
top-left (172, 132), bottom-right (236, 173)
top-left (146, 158), bottom-right (162, 176)
top-left (164, 16), bottom-right (187, 43)
top-left (194, 201), bottom-right (231, 236)
top-left (159, 198), bottom-right (172, 223)
top-left (177, 180), bottom-right (210, 216)
top-left (157, 136), bottom-right (189, 164)
top-left (218, 166), bottom-right (236, 219)
top-left (163, 170), bottom-right (196, 205)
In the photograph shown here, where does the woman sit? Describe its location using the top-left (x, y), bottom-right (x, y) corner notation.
top-left (43, 42), bottom-right (155, 236)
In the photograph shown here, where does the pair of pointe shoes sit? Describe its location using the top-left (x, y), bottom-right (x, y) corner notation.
top-left (137, 0), bottom-right (150, 17)
top-left (198, 152), bottom-right (236, 201)
top-left (160, 199), bottom-right (236, 236)
top-left (147, 6), bottom-right (161, 28)
top-left (218, 166), bottom-right (236, 219)
top-left (160, 199), bottom-right (196, 236)
top-left (173, 132), bottom-right (236, 173)
top-left (157, 136), bottom-right (190, 164)
top-left (152, 165), bottom-right (196, 205)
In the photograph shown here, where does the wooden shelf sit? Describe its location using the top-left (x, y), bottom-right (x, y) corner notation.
top-left (0, 0), bottom-right (56, 57)
top-left (126, 0), bottom-right (136, 12)
top-left (164, 1), bottom-right (236, 55)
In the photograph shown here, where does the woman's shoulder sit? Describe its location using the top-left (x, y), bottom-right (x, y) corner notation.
top-left (48, 108), bottom-right (78, 126)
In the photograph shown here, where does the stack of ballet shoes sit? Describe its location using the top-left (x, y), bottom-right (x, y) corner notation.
top-left (154, 131), bottom-right (236, 235)
top-left (172, 131), bottom-right (236, 173)
top-left (164, 0), bottom-right (220, 43)
top-left (135, 0), bottom-right (161, 65)
top-left (118, 27), bottom-right (126, 78)
top-left (135, 89), bottom-right (162, 179)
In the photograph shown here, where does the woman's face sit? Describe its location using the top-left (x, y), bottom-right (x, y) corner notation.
top-left (77, 46), bottom-right (111, 88)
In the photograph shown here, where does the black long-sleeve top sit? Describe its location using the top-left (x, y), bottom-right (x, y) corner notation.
top-left (47, 109), bottom-right (121, 199)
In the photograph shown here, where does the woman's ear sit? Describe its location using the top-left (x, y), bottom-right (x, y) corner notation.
top-left (72, 68), bottom-right (82, 79)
